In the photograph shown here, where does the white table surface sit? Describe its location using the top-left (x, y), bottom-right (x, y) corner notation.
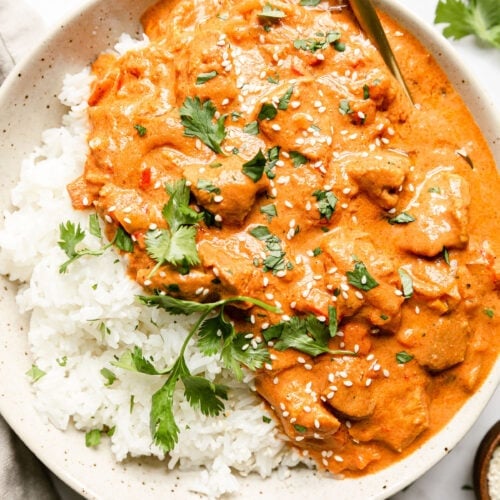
top-left (13, 0), bottom-right (500, 499)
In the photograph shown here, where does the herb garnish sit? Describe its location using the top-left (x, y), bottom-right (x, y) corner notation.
top-left (26, 364), bottom-right (46, 382)
top-left (313, 190), bottom-right (338, 221)
top-left (58, 217), bottom-right (133, 273)
top-left (258, 3), bottom-right (286, 19)
top-left (243, 121), bottom-right (260, 135)
top-left (249, 225), bottom-right (290, 274)
top-left (113, 294), bottom-right (279, 452)
top-left (346, 260), bottom-right (379, 291)
top-left (263, 314), bottom-right (353, 357)
top-left (294, 31), bottom-right (342, 52)
top-left (396, 351), bottom-right (414, 364)
top-left (300, 0), bottom-right (321, 5)
top-left (180, 96), bottom-right (227, 154)
top-left (388, 212), bottom-right (415, 225)
top-left (435, 0), bottom-right (500, 48)
top-left (196, 71), bottom-right (218, 85)
top-left (134, 124), bottom-right (147, 137)
top-left (398, 268), bottom-right (414, 299)
top-left (258, 102), bottom-right (278, 121)
top-left (145, 180), bottom-right (203, 277)
top-left (289, 150), bottom-right (308, 167)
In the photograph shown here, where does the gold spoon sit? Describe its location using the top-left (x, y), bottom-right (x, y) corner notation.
top-left (349, 0), bottom-right (414, 104)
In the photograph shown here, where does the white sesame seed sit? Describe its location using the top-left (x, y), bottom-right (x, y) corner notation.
top-left (271, 123), bottom-right (281, 131)
top-left (304, 364), bottom-right (313, 371)
top-left (334, 455), bottom-right (344, 463)
top-left (383, 369), bottom-right (390, 378)
top-left (295, 436), bottom-right (305, 442)
top-left (297, 356), bottom-right (306, 364)
top-left (343, 380), bottom-right (353, 387)
top-left (264, 363), bottom-right (273, 371)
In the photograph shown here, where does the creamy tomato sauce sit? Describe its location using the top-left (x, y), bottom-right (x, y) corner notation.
top-left (68, 0), bottom-right (500, 476)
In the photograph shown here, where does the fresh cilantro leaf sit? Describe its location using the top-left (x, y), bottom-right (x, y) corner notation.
top-left (278, 86), bottom-right (294, 110)
top-left (150, 362), bottom-right (183, 451)
top-left (180, 96), bottom-right (227, 154)
top-left (197, 179), bottom-right (221, 195)
top-left (100, 367), bottom-right (117, 386)
top-left (196, 71), bottom-right (218, 85)
top-left (260, 203), bottom-right (278, 220)
top-left (289, 150), bottom-right (308, 167)
top-left (339, 99), bottom-right (353, 115)
top-left (346, 261), bottom-right (379, 291)
top-left (398, 268), bottom-right (414, 299)
top-left (388, 212), bottom-right (416, 225)
top-left (249, 225), bottom-right (272, 240)
top-left (56, 356), bottom-right (68, 367)
top-left (85, 429), bottom-right (102, 447)
top-left (114, 226), bottom-right (134, 252)
top-left (300, 0), bottom-right (321, 5)
top-left (434, 0), bottom-right (500, 48)
top-left (243, 121), bottom-right (260, 135)
top-left (328, 305), bottom-right (338, 337)
top-left (223, 333), bottom-right (270, 380)
top-left (163, 180), bottom-right (203, 231)
top-left (396, 351), bottom-right (414, 364)
top-left (242, 149), bottom-right (267, 182)
top-left (26, 364), bottom-right (46, 382)
top-left (134, 124), bottom-right (147, 137)
top-left (112, 346), bottom-right (166, 375)
top-left (138, 294), bottom-right (213, 315)
top-left (258, 3), bottom-right (286, 19)
top-left (294, 31), bottom-right (341, 52)
top-left (182, 375), bottom-right (228, 415)
top-left (197, 313), bottom-right (234, 356)
top-left (258, 102), bottom-right (278, 121)
top-left (58, 221), bottom-right (85, 260)
top-left (443, 246), bottom-right (450, 265)
top-left (483, 308), bottom-right (494, 318)
top-left (313, 190), bottom-right (338, 221)
top-left (89, 213), bottom-right (102, 238)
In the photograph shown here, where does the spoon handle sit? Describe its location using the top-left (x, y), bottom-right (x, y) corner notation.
top-left (349, 0), bottom-right (413, 104)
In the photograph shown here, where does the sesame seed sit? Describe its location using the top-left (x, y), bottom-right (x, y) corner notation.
top-left (383, 369), bottom-right (390, 378)
top-left (272, 123), bottom-right (281, 131)
top-left (343, 380), bottom-right (353, 387)
top-left (104, 215), bottom-right (113, 223)
top-left (295, 436), bottom-right (305, 442)
top-left (365, 378), bottom-right (372, 387)
top-left (304, 363), bottom-right (313, 371)
top-left (297, 356), bottom-right (306, 364)
top-left (334, 455), bottom-right (344, 463)
top-left (143, 279), bottom-right (152, 286)
top-left (264, 363), bottom-right (273, 371)
top-left (355, 291), bottom-right (364, 300)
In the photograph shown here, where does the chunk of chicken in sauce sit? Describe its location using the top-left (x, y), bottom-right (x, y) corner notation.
top-left (68, 0), bottom-right (500, 478)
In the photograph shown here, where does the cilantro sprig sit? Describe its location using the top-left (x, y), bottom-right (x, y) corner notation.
top-left (58, 214), bottom-right (133, 273)
top-left (114, 294), bottom-right (279, 452)
top-left (435, 0), bottom-right (500, 48)
top-left (263, 310), bottom-right (354, 358)
top-left (180, 96), bottom-right (227, 154)
top-left (145, 179), bottom-right (203, 277)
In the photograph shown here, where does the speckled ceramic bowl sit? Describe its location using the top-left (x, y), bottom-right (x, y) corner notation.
top-left (0, 1), bottom-right (498, 498)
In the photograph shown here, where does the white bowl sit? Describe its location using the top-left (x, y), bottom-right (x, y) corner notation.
top-left (0, 0), bottom-right (498, 498)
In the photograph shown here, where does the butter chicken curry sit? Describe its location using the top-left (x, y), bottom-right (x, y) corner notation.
top-left (68, 0), bottom-right (500, 477)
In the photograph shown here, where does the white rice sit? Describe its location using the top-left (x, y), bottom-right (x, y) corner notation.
top-left (0, 34), bottom-right (305, 498)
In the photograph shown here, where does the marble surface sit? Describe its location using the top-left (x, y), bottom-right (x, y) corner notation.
top-left (10, 0), bottom-right (500, 498)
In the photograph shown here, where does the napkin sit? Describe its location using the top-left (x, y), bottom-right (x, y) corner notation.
top-left (0, 4), bottom-right (61, 499)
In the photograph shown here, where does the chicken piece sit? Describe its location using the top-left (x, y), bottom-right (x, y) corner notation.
top-left (348, 360), bottom-right (430, 452)
top-left (321, 357), bottom-right (376, 420)
top-left (255, 364), bottom-right (341, 444)
top-left (337, 151), bottom-right (411, 209)
top-left (197, 233), bottom-right (269, 300)
top-left (254, 79), bottom-right (334, 162)
top-left (320, 228), bottom-right (404, 326)
top-left (398, 170), bottom-right (470, 257)
top-left (183, 153), bottom-right (270, 225)
top-left (397, 306), bottom-right (470, 372)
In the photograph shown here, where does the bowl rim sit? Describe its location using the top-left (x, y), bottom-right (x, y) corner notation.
top-left (0, 0), bottom-right (498, 499)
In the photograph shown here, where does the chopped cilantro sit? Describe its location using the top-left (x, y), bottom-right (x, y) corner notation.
top-left (100, 367), bottom-right (117, 386)
top-left (388, 212), bottom-right (415, 225)
top-left (134, 124), bottom-right (147, 137)
top-left (260, 203), bottom-right (278, 220)
top-left (243, 121), bottom-right (260, 135)
top-left (26, 365), bottom-right (46, 383)
top-left (313, 190), bottom-right (338, 221)
top-left (398, 268), bottom-right (414, 299)
top-left (196, 70), bottom-right (218, 85)
top-left (258, 102), bottom-right (278, 121)
top-left (278, 86), bottom-right (294, 110)
top-left (339, 99), bottom-right (353, 115)
top-left (396, 351), bottom-right (414, 364)
top-left (197, 179), bottom-right (221, 195)
top-left (258, 3), bottom-right (286, 19)
top-left (85, 429), bottom-right (102, 447)
top-left (346, 260), bottom-right (379, 291)
top-left (289, 150), bottom-right (308, 167)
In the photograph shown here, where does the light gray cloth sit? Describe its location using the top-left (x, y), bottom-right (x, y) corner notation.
top-left (0, 3), bottom-right (61, 499)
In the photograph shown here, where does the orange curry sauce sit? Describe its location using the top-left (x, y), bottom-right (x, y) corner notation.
top-left (68, 0), bottom-right (499, 476)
